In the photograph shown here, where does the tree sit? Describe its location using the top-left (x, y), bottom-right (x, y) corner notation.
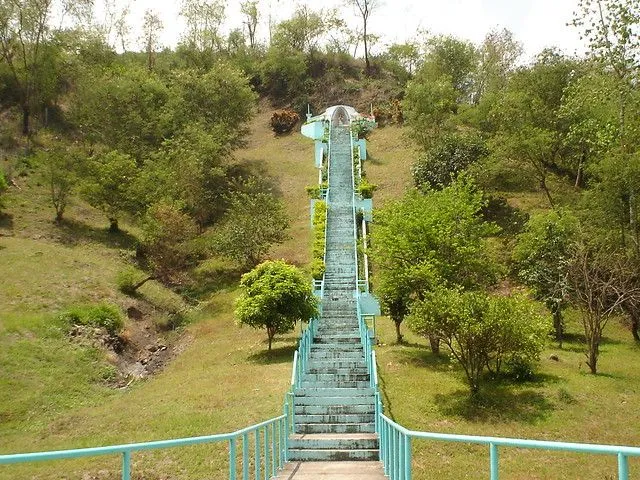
top-left (567, 240), bottom-right (640, 373)
top-left (475, 28), bottom-right (523, 102)
top-left (512, 211), bottom-right (579, 346)
top-left (240, 1), bottom-right (259, 49)
top-left (387, 42), bottom-right (421, 76)
top-left (271, 5), bottom-right (326, 54)
top-left (423, 35), bottom-right (478, 102)
top-left (141, 9), bottom-right (163, 71)
top-left (213, 184), bottom-right (290, 269)
top-left (403, 76), bottom-right (458, 149)
top-left (412, 132), bottom-right (488, 191)
top-left (370, 179), bottom-right (500, 349)
top-left (35, 137), bottom-right (84, 223)
top-left (0, 0), bottom-right (92, 134)
top-left (347, 0), bottom-right (378, 75)
top-left (178, 0), bottom-right (226, 68)
top-left (408, 288), bottom-right (548, 394)
top-left (235, 260), bottom-right (318, 351)
top-left (81, 150), bottom-right (137, 232)
top-left (138, 202), bottom-right (200, 287)
top-left (70, 66), bottom-right (172, 160)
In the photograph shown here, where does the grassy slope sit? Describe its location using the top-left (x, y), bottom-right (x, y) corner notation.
top-left (364, 123), bottom-right (640, 479)
top-left (2, 109), bottom-right (639, 479)
top-left (0, 107), bottom-right (315, 479)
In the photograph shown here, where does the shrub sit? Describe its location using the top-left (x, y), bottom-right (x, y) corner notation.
top-left (270, 109), bottom-right (300, 134)
top-left (116, 266), bottom-right (147, 295)
top-left (59, 303), bottom-right (125, 336)
top-left (0, 170), bottom-right (7, 209)
top-left (358, 179), bottom-right (377, 199)
top-left (311, 258), bottom-right (325, 280)
top-left (351, 118), bottom-right (375, 140)
top-left (412, 132), bottom-right (488, 190)
top-left (305, 182), bottom-right (328, 199)
top-left (311, 201), bottom-right (327, 279)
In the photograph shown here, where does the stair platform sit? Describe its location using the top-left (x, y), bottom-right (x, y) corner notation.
top-left (273, 461), bottom-right (386, 479)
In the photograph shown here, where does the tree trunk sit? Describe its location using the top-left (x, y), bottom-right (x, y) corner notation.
top-left (363, 22), bottom-right (370, 75)
top-left (574, 154), bottom-right (584, 189)
top-left (394, 319), bottom-right (403, 344)
top-left (22, 104), bottom-right (30, 136)
top-left (108, 217), bottom-right (119, 233)
top-left (132, 275), bottom-right (157, 292)
top-left (428, 335), bottom-right (440, 354)
top-left (55, 209), bottom-right (64, 224)
top-left (552, 306), bottom-right (563, 348)
top-left (267, 327), bottom-right (275, 352)
top-left (631, 312), bottom-right (640, 342)
top-left (540, 176), bottom-right (554, 208)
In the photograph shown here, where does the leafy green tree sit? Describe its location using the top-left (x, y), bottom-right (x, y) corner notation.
top-left (0, 0), bottom-right (92, 134)
top-left (558, 65), bottom-right (621, 187)
top-left (272, 5), bottom-right (326, 54)
top-left (168, 63), bottom-right (257, 141)
top-left (408, 288), bottom-right (548, 394)
top-left (71, 66), bottom-right (172, 160)
top-left (403, 77), bottom-right (458, 149)
top-left (370, 179), bottom-right (500, 348)
top-left (422, 35), bottom-right (478, 102)
top-left (412, 132), bottom-right (487, 191)
top-left (261, 44), bottom-right (307, 100)
top-left (35, 137), bottom-right (85, 223)
top-left (138, 202), bottom-right (200, 286)
top-left (235, 260), bottom-right (318, 351)
top-left (387, 41), bottom-right (421, 76)
top-left (512, 211), bottom-right (579, 346)
top-left (213, 184), bottom-right (290, 269)
top-left (178, 0), bottom-right (226, 68)
top-left (135, 124), bottom-right (230, 228)
top-left (474, 28), bottom-right (523, 102)
top-left (81, 150), bottom-right (137, 232)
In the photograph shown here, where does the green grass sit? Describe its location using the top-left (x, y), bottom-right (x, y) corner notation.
top-left (376, 311), bottom-right (640, 479)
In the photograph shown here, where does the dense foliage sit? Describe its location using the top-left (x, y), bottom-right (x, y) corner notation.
top-left (235, 261), bottom-right (318, 351)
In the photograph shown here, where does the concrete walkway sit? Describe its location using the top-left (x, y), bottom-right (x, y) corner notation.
top-left (273, 461), bottom-right (386, 479)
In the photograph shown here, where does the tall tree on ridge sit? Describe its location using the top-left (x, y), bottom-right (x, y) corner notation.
top-left (348, 0), bottom-right (378, 75)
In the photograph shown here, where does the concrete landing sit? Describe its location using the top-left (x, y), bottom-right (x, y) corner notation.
top-left (273, 461), bottom-right (386, 479)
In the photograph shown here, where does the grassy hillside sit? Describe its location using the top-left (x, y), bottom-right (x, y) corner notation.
top-left (2, 107), bottom-right (640, 480)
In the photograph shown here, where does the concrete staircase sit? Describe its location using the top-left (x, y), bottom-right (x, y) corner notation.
top-left (287, 123), bottom-right (379, 464)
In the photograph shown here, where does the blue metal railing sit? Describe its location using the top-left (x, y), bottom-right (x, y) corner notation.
top-left (378, 412), bottom-right (640, 480)
top-left (0, 415), bottom-right (288, 480)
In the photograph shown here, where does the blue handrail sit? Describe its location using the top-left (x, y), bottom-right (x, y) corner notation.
top-left (0, 415), bottom-right (288, 480)
top-left (378, 412), bottom-right (640, 480)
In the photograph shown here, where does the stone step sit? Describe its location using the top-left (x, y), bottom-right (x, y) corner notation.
top-left (295, 423), bottom-right (375, 434)
top-left (293, 395), bottom-right (375, 406)
top-left (303, 373), bottom-right (370, 382)
top-left (308, 361), bottom-right (367, 370)
top-left (314, 336), bottom-right (360, 344)
top-left (288, 448), bottom-right (379, 461)
top-left (307, 368), bottom-right (368, 375)
top-left (289, 433), bottom-right (378, 449)
top-left (309, 351), bottom-right (363, 360)
top-left (295, 413), bottom-right (375, 424)
top-left (294, 404), bottom-right (374, 415)
top-left (300, 380), bottom-right (372, 389)
top-left (295, 387), bottom-right (374, 397)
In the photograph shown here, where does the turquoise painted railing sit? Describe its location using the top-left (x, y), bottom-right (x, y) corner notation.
top-left (0, 415), bottom-right (289, 480)
top-left (378, 412), bottom-right (640, 480)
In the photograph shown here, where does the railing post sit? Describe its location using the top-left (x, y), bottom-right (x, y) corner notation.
top-left (121, 451), bottom-right (131, 480)
top-left (264, 426), bottom-right (269, 480)
top-left (618, 453), bottom-right (629, 480)
top-left (404, 434), bottom-right (412, 480)
top-left (271, 422), bottom-right (276, 479)
top-left (254, 429), bottom-right (260, 480)
top-left (229, 437), bottom-right (237, 480)
top-left (242, 433), bottom-right (249, 480)
top-left (489, 443), bottom-right (499, 480)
